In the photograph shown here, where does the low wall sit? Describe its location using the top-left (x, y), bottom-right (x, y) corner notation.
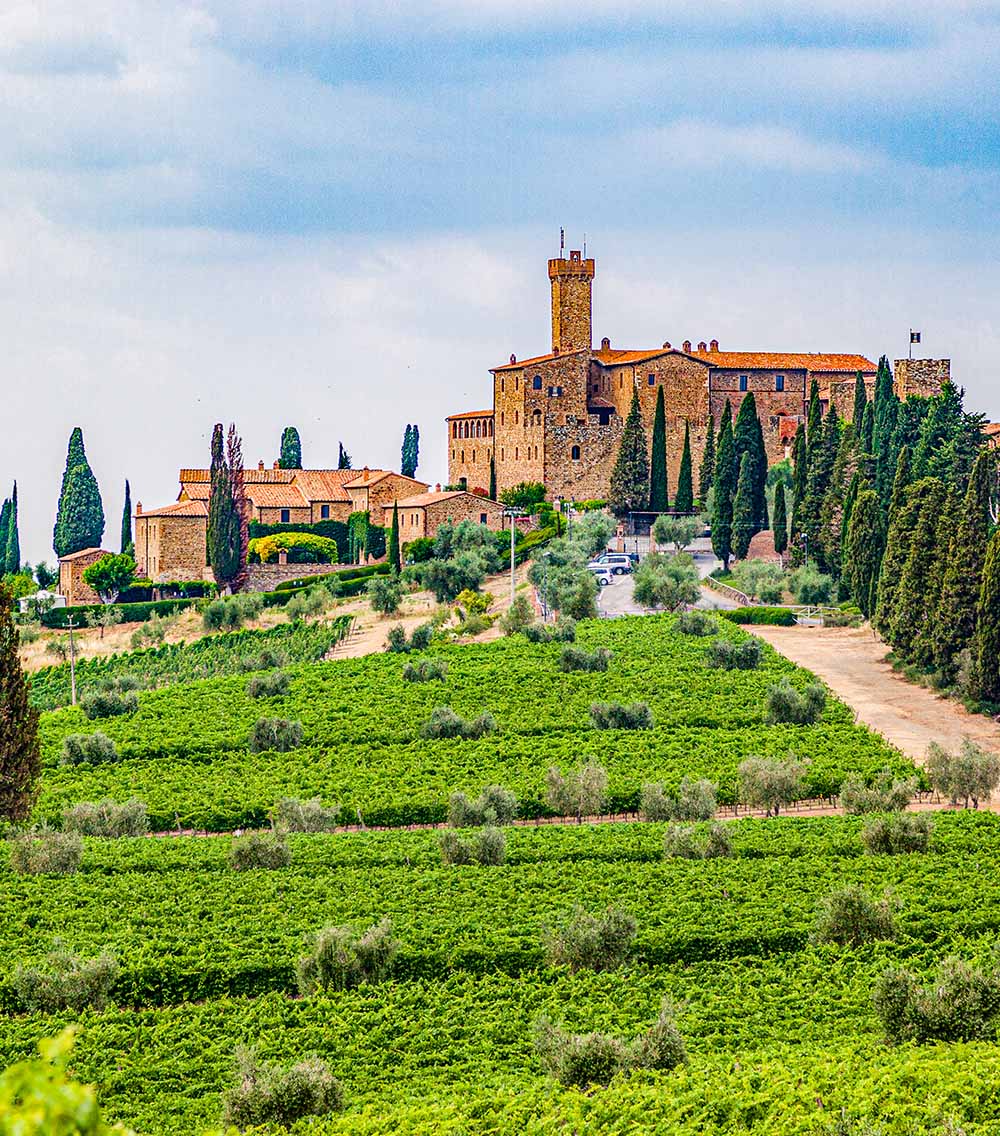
top-left (246, 563), bottom-right (342, 592)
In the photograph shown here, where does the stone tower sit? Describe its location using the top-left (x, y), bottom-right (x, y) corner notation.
top-left (548, 250), bottom-right (595, 353)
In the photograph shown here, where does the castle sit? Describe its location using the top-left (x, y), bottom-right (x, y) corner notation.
top-left (447, 249), bottom-right (947, 501)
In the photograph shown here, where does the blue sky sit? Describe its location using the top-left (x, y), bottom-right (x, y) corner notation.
top-left (3, 0), bottom-right (999, 561)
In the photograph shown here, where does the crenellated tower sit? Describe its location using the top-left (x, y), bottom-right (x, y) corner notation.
top-left (548, 249), bottom-right (595, 353)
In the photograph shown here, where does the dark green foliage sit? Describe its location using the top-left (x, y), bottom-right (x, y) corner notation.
top-left (119, 479), bottom-right (133, 558)
top-left (676, 610), bottom-right (718, 636)
top-left (296, 919), bottom-right (397, 994)
top-left (278, 426), bottom-right (303, 470)
top-left (400, 424), bottom-right (420, 479)
top-left (698, 414), bottom-right (715, 505)
top-left (789, 422), bottom-right (808, 560)
top-left (839, 470), bottom-right (863, 571)
top-left (862, 813), bottom-right (933, 855)
top-left (420, 706), bottom-right (498, 740)
top-left (53, 427), bottom-right (105, 558)
top-left (543, 904), bottom-right (636, 972)
top-left (589, 701), bottom-right (653, 730)
top-left (82, 552), bottom-right (137, 603)
top-left (0, 496), bottom-right (10, 575)
top-left (649, 385), bottom-right (669, 511)
top-left (838, 769), bottom-right (916, 814)
top-left (80, 685), bottom-right (138, 720)
top-left (711, 402), bottom-right (737, 567)
top-left (523, 618), bottom-right (576, 643)
top-left (388, 502), bottom-right (401, 573)
top-left (806, 379), bottom-right (823, 464)
top-left (873, 355), bottom-right (898, 497)
top-left (222, 1047), bottom-right (343, 1131)
top-left (5, 482), bottom-right (20, 574)
top-left (229, 830), bottom-right (291, 871)
top-left (766, 678), bottom-right (826, 724)
top-left (803, 404), bottom-right (841, 563)
top-left (734, 392), bottom-right (767, 533)
top-left (385, 622), bottom-right (434, 653)
top-left (811, 886), bottom-right (896, 947)
top-left (852, 373), bottom-right (868, 433)
top-left (208, 424), bottom-right (249, 592)
top-left (488, 456), bottom-right (497, 501)
top-left (874, 955), bottom-right (1000, 1044)
top-left (559, 645), bottom-right (611, 673)
top-left (0, 586), bottom-right (41, 823)
top-left (402, 658), bottom-right (448, 683)
top-left (707, 638), bottom-right (762, 671)
top-left (609, 388), bottom-right (649, 516)
top-left (640, 775), bottom-right (718, 822)
top-left (890, 477), bottom-right (948, 662)
top-left (337, 443), bottom-right (351, 470)
top-left (874, 477), bottom-right (940, 643)
top-left (249, 718), bottom-right (304, 753)
top-left (675, 420), bottom-right (694, 512)
top-left (499, 482), bottom-right (546, 509)
top-left (861, 401), bottom-right (875, 454)
top-left (60, 732), bottom-right (120, 765)
top-left (13, 946), bottom-right (118, 1013)
top-left (772, 481), bottom-right (788, 556)
top-left (448, 785), bottom-right (519, 827)
top-left (972, 528), bottom-right (1000, 704)
top-left (246, 670), bottom-right (290, 698)
top-left (367, 573), bottom-right (402, 615)
top-left (720, 606), bottom-right (796, 626)
top-left (732, 452), bottom-right (755, 561)
top-left (913, 379), bottom-right (985, 486)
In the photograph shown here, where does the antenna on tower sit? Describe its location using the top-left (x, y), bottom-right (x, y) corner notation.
top-left (559, 227), bottom-right (564, 257)
top-left (583, 232), bottom-right (587, 258)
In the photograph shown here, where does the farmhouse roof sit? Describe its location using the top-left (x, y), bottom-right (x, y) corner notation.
top-left (392, 490), bottom-right (467, 508)
top-left (692, 350), bottom-right (876, 373)
top-left (137, 500), bottom-right (208, 518)
top-left (58, 547), bottom-right (108, 562)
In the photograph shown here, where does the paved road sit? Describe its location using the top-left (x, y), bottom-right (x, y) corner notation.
top-left (596, 548), bottom-right (739, 616)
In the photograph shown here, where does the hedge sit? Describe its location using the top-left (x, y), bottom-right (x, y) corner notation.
top-left (720, 606), bottom-right (797, 626)
top-left (41, 599), bottom-right (201, 629)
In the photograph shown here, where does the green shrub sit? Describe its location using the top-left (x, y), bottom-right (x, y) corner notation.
top-left (811, 886), bottom-right (898, 947)
top-left (676, 611), bottom-right (718, 636)
top-left (60, 732), bottom-right (119, 766)
top-left (861, 813), bottom-right (933, 855)
top-left (789, 563), bottom-right (835, 605)
top-left (296, 918), bottom-right (398, 994)
top-left (62, 799), bottom-right (148, 837)
top-left (249, 718), bottom-right (304, 753)
top-left (228, 830), bottom-right (292, 871)
top-left (628, 997), bottom-right (689, 1072)
top-left (523, 618), bottom-right (576, 643)
top-left (707, 639), bottom-right (762, 670)
top-left (447, 785), bottom-right (519, 827)
top-left (271, 797), bottom-right (340, 833)
top-left (248, 532), bottom-right (340, 564)
top-left (499, 594), bottom-right (534, 635)
top-left (838, 769), bottom-right (917, 814)
top-left (640, 776), bottom-right (717, 822)
top-left (765, 678), bottom-right (826, 724)
top-left (874, 955), bottom-right (1000, 1044)
top-left (368, 575), bottom-right (403, 615)
top-left (738, 754), bottom-right (808, 816)
top-left (438, 826), bottom-right (506, 866)
top-left (80, 687), bottom-right (138, 720)
top-left (720, 607), bottom-right (796, 626)
top-left (385, 622), bottom-right (435, 653)
top-left (402, 659), bottom-right (448, 683)
top-left (926, 739), bottom-right (1000, 808)
top-left (419, 706), bottom-right (498, 740)
top-left (13, 945), bottom-right (118, 1013)
top-left (589, 701), bottom-right (653, 730)
top-left (543, 904), bottom-right (636, 972)
top-left (285, 586), bottom-right (329, 623)
top-left (545, 762), bottom-right (608, 822)
top-left (221, 1046), bottom-right (343, 1131)
top-left (662, 821), bottom-right (732, 860)
top-left (8, 828), bottom-right (82, 875)
top-left (559, 645), bottom-right (612, 673)
top-left (246, 670), bottom-right (290, 699)
top-left (41, 598), bottom-right (197, 629)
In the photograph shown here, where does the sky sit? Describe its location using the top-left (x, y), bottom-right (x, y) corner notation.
top-left (3, 0), bottom-right (1000, 564)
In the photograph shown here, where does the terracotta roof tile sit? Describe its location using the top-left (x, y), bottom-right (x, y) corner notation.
top-left (58, 547), bottom-right (108, 562)
top-left (446, 410), bottom-right (494, 420)
top-left (491, 349), bottom-right (588, 372)
top-left (244, 483), bottom-right (310, 508)
top-left (138, 500), bottom-right (208, 519)
top-left (390, 490), bottom-right (498, 508)
top-left (290, 470), bottom-right (358, 502)
top-left (593, 347), bottom-right (672, 366)
top-left (694, 351), bottom-right (876, 373)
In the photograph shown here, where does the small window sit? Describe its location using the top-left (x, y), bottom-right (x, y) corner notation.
top-left (480, 513), bottom-right (488, 524)
top-left (280, 509), bottom-right (290, 523)
top-left (515, 410), bottom-right (519, 424)
top-left (472, 450), bottom-right (476, 462)
top-left (461, 450), bottom-right (465, 462)
top-left (775, 374), bottom-right (785, 392)
top-left (500, 412), bottom-right (505, 426)
top-left (648, 374), bottom-right (655, 385)
top-left (501, 378), bottom-right (505, 392)
top-left (320, 504), bottom-right (330, 520)
top-left (739, 375), bottom-right (748, 392)
top-left (533, 375), bottom-right (542, 390)
top-left (571, 445), bottom-right (581, 460)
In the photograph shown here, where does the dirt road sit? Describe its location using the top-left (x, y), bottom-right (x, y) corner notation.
top-left (752, 625), bottom-right (1000, 763)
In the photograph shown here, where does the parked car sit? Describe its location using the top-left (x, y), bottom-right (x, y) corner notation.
top-left (586, 563), bottom-right (614, 587)
top-left (593, 553), bottom-right (633, 575)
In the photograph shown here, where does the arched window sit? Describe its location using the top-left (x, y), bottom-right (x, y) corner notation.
top-left (532, 375), bottom-right (542, 390)
top-left (571, 445), bottom-right (581, 460)
top-left (475, 421), bottom-right (481, 438)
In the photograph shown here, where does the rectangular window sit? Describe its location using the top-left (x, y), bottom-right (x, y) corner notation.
top-left (280, 509), bottom-right (290, 523)
top-left (648, 374), bottom-right (655, 385)
top-left (480, 513), bottom-right (487, 524)
top-left (320, 505), bottom-right (330, 519)
top-left (739, 375), bottom-right (748, 391)
top-left (775, 374), bottom-right (785, 391)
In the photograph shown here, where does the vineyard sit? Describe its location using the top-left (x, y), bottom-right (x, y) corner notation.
top-left (7, 614), bottom-right (998, 1134)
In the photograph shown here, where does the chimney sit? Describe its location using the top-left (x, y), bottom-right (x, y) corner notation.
top-left (136, 502), bottom-right (142, 516)
top-left (435, 483), bottom-right (441, 492)
top-left (682, 340), bottom-right (692, 353)
top-left (257, 460), bottom-right (264, 471)
top-left (601, 336), bottom-right (611, 350)
top-left (698, 341), bottom-right (707, 352)
top-left (510, 353), bottom-right (516, 364)
top-left (273, 460), bottom-right (279, 469)
top-left (710, 338), bottom-right (719, 351)
top-left (663, 341), bottom-right (672, 349)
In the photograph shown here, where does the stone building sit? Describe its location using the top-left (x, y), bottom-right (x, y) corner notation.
top-left (58, 547), bottom-right (110, 606)
top-left (447, 250), bottom-right (946, 502)
top-left (133, 499), bottom-right (210, 582)
top-left (384, 488), bottom-right (506, 542)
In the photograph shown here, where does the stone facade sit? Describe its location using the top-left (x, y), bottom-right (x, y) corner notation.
top-left (245, 563), bottom-right (338, 592)
top-left (134, 500), bottom-right (209, 582)
top-left (386, 489), bottom-right (506, 543)
top-left (345, 471), bottom-right (430, 517)
top-left (447, 251), bottom-right (885, 501)
top-left (58, 548), bottom-right (109, 606)
top-left (894, 358), bottom-right (951, 400)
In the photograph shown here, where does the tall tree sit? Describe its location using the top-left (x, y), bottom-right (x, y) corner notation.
top-left (0, 584), bottom-right (41, 822)
top-left (838, 469), bottom-right (864, 576)
top-left (860, 402), bottom-right (875, 455)
top-left (816, 425), bottom-right (857, 576)
top-left (337, 443), bottom-right (352, 470)
top-left (120, 480), bottom-right (133, 557)
top-left (891, 478), bottom-right (948, 664)
top-left (772, 481), bottom-right (788, 557)
top-left (53, 427), bottom-right (104, 557)
top-left (208, 423), bottom-right (249, 593)
top-left (873, 355), bottom-right (900, 505)
top-left (698, 414), bottom-right (716, 506)
top-left (888, 446), bottom-right (912, 527)
top-left (932, 448), bottom-right (996, 680)
top-left (5, 483), bottom-right (18, 575)
top-left (488, 456), bottom-right (497, 501)
top-left (388, 501), bottom-right (401, 573)
top-left (0, 496), bottom-right (10, 575)
top-left (734, 393), bottom-right (767, 534)
top-left (806, 379), bottom-right (823, 465)
top-left (844, 489), bottom-right (884, 620)
top-left (648, 386), bottom-right (669, 512)
top-left (803, 404), bottom-right (840, 564)
top-left (852, 372), bottom-right (868, 430)
top-left (732, 452), bottom-right (755, 561)
top-left (278, 427), bottom-right (302, 470)
top-left (675, 421), bottom-right (694, 513)
top-left (711, 402), bottom-right (737, 569)
top-left (411, 425), bottom-right (420, 477)
top-left (401, 424), bottom-right (420, 478)
top-left (972, 528), bottom-right (1000, 704)
top-left (789, 422), bottom-right (808, 562)
top-left (873, 476), bottom-right (939, 640)
top-left (609, 388), bottom-right (650, 517)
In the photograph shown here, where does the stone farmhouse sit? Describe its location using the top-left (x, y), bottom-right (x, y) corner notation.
top-left (447, 249), bottom-right (947, 501)
top-left (383, 487), bottom-right (506, 542)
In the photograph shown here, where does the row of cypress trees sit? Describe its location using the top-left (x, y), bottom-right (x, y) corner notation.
top-left (704, 393), bottom-right (769, 567)
top-left (0, 483), bottom-right (21, 576)
top-left (609, 387), bottom-right (695, 517)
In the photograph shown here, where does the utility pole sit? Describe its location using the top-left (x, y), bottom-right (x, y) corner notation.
top-left (67, 614), bottom-right (78, 706)
top-left (503, 507), bottom-right (526, 605)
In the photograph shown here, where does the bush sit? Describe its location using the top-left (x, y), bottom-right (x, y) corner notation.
top-left (80, 687), bottom-right (138, 720)
top-left (438, 826), bottom-right (506, 866)
top-left (720, 606), bottom-right (796, 626)
top-left (419, 706), bottom-right (498, 740)
top-left (13, 945), bottom-right (118, 1013)
top-left (926, 739), bottom-right (1000, 808)
top-left (41, 598), bottom-right (197, 629)
top-left (62, 799), bottom-right (148, 837)
top-left (385, 622), bottom-right (435, 653)
top-left (707, 638), bottom-right (762, 670)
top-left (448, 785), bottom-right (519, 827)
top-left (765, 678), bottom-right (826, 724)
top-left (246, 670), bottom-right (290, 699)
top-left (628, 997), bottom-right (689, 1072)
top-left (499, 594), bottom-right (534, 635)
top-left (861, 813), bottom-right (933, 855)
top-left (60, 732), bottom-right (119, 766)
top-left (738, 755), bottom-right (808, 816)
top-left (523, 618), bottom-right (576, 643)
top-left (543, 904), bottom-right (636, 972)
top-left (662, 821), bottom-right (732, 860)
top-left (873, 955), bottom-right (1000, 1044)
top-left (229, 829), bottom-right (292, 871)
top-left (221, 1046), bottom-right (343, 1131)
top-left (811, 886), bottom-right (898, 947)
top-left (589, 701), bottom-right (653, 730)
top-left (838, 769), bottom-right (917, 814)
top-left (271, 797), bottom-right (340, 833)
top-left (8, 828), bottom-right (82, 875)
top-left (285, 586), bottom-right (329, 623)
top-left (559, 645), bottom-right (612, 673)
top-left (248, 531), bottom-right (340, 564)
top-left (646, 776), bottom-right (717, 822)
top-left (676, 610), bottom-right (718, 637)
top-left (789, 562), bottom-right (835, 605)
top-left (545, 762), bottom-right (608, 822)
top-left (729, 559), bottom-right (787, 604)
top-left (249, 717), bottom-right (304, 753)
top-left (368, 574), bottom-right (403, 615)
top-left (296, 918), bottom-right (398, 994)
top-left (402, 659), bottom-right (448, 683)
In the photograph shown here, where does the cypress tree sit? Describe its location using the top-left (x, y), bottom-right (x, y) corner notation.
top-left (972, 528), bottom-right (1000, 705)
top-left (648, 386), bottom-right (669, 512)
top-left (6, 482), bottom-right (19, 575)
top-left (675, 421), bottom-right (694, 513)
top-left (732, 452), bottom-right (755, 561)
top-left (852, 372), bottom-right (868, 430)
top-left (0, 497), bottom-right (10, 575)
top-left (772, 481), bottom-right (788, 557)
top-left (861, 402), bottom-right (875, 454)
top-left (0, 583), bottom-right (41, 823)
top-left (873, 355), bottom-right (899, 503)
top-left (844, 489), bottom-right (884, 619)
top-left (888, 446), bottom-right (912, 527)
top-left (816, 424), bottom-right (856, 576)
top-left (932, 448), bottom-right (996, 680)
top-left (411, 425), bottom-right (420, 477)
top-left (338, 443), bottom-right (352, 470)
top-left (401, 425), bottom-right (412, 477)
top-left (789, 422), bottom-right (808, 562)
top-left (208, 423), bottom-right (249, 592)
top-left (873, 476), bottom-right (937, 640)
top-left (120, 480), bottom-right (133, 557)
top-left (279, 427), bottom-right (302, 470)
top-left (609, 388), bottom-right (650, 517)
top-left (53, 427), bottom-right (104, 557)
top-left (891, 478), bottom-right (947, 663)
top-left (388, 501), bottom-right (401, 573)
top-left (803, 404), bottom-right (840, 562)
top-left (488, 456), bottom-right (497, 501)
top-left (711, 402), bottom-right (737, 568)
top-left (734, 393), bottom-right (767, 533)
top-left (806, 380), bottom-right (822, 465)
top-left (698, 414), bottom-right (715, 506)
top-left (839, 469), bottom-right (863, 575)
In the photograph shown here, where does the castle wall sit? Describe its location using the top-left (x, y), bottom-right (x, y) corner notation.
top-left (894, 358), bottom-right (949, 400)
top-left (825, 374), bottom-right (876, 423)
top-left (448, 414), bottom-right (494, 494)
top-left (709, 369), bottom-right (807, 466)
